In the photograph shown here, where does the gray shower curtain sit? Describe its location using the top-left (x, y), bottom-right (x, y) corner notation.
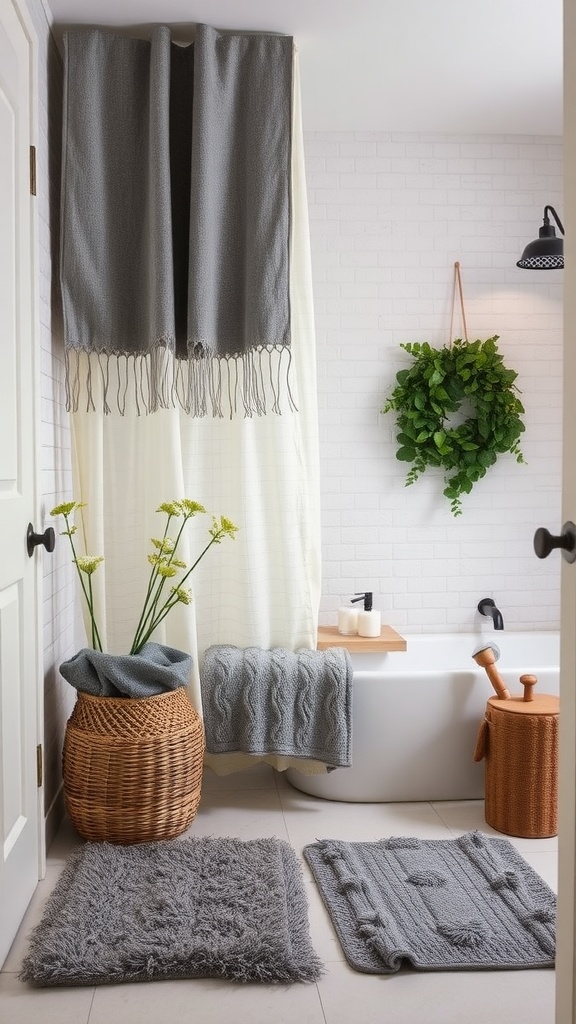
top-left (70, 52), bottom-right (323, 744)
top-left (61, 23), bottom-right (294, 417)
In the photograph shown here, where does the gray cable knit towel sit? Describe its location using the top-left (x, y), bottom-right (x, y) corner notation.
top-left (59, 642), bottom-right (192, 698)
top-left (201, 645), bottom-right (353, 767)
top-left (304, 830), bottom-right (556, 973)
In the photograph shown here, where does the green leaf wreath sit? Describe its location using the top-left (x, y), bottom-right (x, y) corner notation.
top-left (381, 336), bottom-right (526, 516)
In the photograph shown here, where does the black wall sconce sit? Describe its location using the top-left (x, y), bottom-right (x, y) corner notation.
top-left (517, 205), bottom-right (564, 269)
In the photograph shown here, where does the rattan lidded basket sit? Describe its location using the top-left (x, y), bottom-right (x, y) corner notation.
top-left (474, 674), bottom-right (559, 839)
top-left (62, 686), bottom-right (205, 844)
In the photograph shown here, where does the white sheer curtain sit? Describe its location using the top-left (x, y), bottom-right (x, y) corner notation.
top-left (71, 56), bottom-right (320, 719)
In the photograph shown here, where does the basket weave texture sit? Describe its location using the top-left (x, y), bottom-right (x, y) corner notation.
top-left (475, 695), bottom-right (558, 839)
top-left (63, 686), bottom-right (204, 844)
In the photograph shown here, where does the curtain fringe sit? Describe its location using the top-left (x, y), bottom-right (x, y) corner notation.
top-left (65, 346), bottom-right (298, 418)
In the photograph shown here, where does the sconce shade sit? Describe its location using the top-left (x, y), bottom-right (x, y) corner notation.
top-left (517, 205), bottom-right (564, 269)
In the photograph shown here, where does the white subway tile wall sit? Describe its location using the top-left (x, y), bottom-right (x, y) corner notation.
top-left (307, 132), bottom-right (563, 634)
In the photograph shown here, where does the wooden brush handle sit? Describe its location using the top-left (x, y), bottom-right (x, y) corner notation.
top-left (473, 647), bottom-right (511, 699)
top-left (485, 662), bottom-right (511, 700)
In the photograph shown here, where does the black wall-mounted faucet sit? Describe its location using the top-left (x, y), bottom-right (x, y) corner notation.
top-left (477, 598), bottom-right (504, 631)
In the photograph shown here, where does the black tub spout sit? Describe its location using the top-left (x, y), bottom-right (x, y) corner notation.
top-left (477, 598), bottom-right (504, 630)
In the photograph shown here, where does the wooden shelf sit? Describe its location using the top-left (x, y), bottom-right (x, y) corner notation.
top-left (316, 625), bottom-right (407, 653)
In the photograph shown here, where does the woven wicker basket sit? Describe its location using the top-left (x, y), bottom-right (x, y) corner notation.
top-left (474, 689), bottom-right (559, 839)
top-left (62, 686), bottom-right (205, 844)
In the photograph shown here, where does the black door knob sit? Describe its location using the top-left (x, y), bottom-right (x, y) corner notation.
top-left (27, 523), bottom-right (56, 558)
top-left (533, 521), bottom-right (576, 563)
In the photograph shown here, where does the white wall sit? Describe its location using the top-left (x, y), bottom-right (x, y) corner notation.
top-left (307, 131), bottom-right (563, 634)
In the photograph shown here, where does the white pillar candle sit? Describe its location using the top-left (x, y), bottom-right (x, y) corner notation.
top-left (338, 606), bottom-right (359, 635)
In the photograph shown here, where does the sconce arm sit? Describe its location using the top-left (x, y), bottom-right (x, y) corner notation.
top-left (544, 205), bottom-right (565, 235)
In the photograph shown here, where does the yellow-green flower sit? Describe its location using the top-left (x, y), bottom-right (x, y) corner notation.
top-left (156, 501), bottom-right (182, 517)
top-left (61, 525), bottom-right (78, 537)
top-left (50, 500), bottom-right (86, 517)
top-left (210, 515), bottom-right (239, 542)
top-left (179, 499), bottom-right (206, 517)
top-left (171, 586), bottom-right (192, 605)
top-left (172, 558), bottom-right (187, 569)
top-left (151, 537), bottom-right (175, 554)
top-left (74, 556), bottom-right (103, 575)
top-left (156, 564), bottom-right (177, 578)
top-left (220, 516), bottom-right (238, 537)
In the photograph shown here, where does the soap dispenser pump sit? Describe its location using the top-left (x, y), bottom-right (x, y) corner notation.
top-left (351, 592), bottom-right (381, 638)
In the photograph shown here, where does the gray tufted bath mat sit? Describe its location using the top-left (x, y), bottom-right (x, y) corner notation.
top-left (304, 830), bottom-right (555, 973)
top-left (20, 837), bottom-right (323, 987)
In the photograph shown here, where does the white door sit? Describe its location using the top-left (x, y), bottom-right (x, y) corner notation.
top-left (553, 3), bottom-right (576, 1019)
top-left (0, 0), bottom-right (42, 968)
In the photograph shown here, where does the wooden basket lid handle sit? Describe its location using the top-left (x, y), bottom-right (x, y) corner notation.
top-left (520, 674), bottom-right (537, 702)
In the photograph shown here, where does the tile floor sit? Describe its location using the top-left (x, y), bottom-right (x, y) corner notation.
top-left (1, 765), bottom-right (557, 1024)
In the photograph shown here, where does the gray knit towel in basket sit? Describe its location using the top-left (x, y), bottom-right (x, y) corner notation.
top-left (59, 642), bottom-right (192, 698)
top-left (201, 645), bottom-right (353, 768)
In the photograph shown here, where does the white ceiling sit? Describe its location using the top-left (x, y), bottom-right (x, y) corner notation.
top-left (46, 0), bottom-right (563, 136)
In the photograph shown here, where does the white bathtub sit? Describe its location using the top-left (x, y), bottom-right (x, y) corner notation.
top-left (286, 631), bottom-right (560, 803)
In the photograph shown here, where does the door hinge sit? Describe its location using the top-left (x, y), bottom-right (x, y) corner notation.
top-left (36, 744), bottom-right (43, 788)
top-left (29, 145), bottom-right (36, 196)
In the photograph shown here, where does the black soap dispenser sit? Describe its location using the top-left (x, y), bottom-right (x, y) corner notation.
top-left (351, 592), bottom-right (381, 638)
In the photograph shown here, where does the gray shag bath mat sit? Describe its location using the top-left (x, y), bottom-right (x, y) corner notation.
top-left (304, 830), bottom-right (556, 973)
top-left (20, 837), bottom-right (323, 987)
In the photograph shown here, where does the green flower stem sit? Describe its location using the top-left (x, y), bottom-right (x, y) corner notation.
top-left (131, 534), bottom-right (221, 654)
top-left (151, 513), bottom-right (189, 578)
top-left (86, 575), bottom-right (99, 651)
top-left (130, 570), bottom-right (169, 654)
top-left (131, 596), bottom-right (181, 653)
top-left (176, 535), bottom-right (221, 590)
top-left (64, 513), bottom-right (103, 652)
top-left (129, 514), bottom-right (174, 654)
top-left (130, 516), bottom-right (189, 654)
top-left (130, 511), bottom-right (200, 654)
